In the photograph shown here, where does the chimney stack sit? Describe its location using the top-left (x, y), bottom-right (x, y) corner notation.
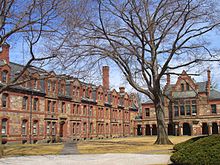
top-left (207, 68), bottom-right (211, 95)
top-left (167, 74), bottom-right (170, 85)
top-left (102, 66), bottom-right (109, 89)
top-left (0, 43), bottom-right (10, 64)
top-left (119, 87), bottom-right (125, 93)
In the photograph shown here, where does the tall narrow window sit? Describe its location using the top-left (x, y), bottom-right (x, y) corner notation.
top-left (89, 106), bottom-right (93, 116)
top-left (1, 119), bottom-right (7, 135)
top-left (47, 122), bottom-right (50, 135)
top-left (192, 100), bottom-right (197, 115)
top-left (186, 100), bottom-right (191, 116)
top-left (90, 123), bottom-right (93, 133)
top-left (186, 83), bottom-right (190, 91)
top-left (73, 123), bottom-right (76, 134)
top-left (33, 98), bottom-right (38, 111)
top-left (2, 70), bottom-right (8, 83)
top-left (61, 102), bottom-right (65, 113)
top-left (145, 108), bottom-right (150, 117)
top-left (47, 80), bottom-right (51, 92)
top-left (33, 79), bottom-right (38, 89)
top-left (47, 100), bottom-right (51, 112)
top-left (2, 93), bottom-right (8, 108)
top-left (83, 105), bottom-right (87, 115)
top-left (22, 96), bottom-right (28, 110)
top-left (181, 83), bottom-right (184, 91)
top-left (52, 122), bottom-right (56, 135)
top-left (211, 104), bottom-right (217, 114)
top-left (52, 101), bottom-right (56, 112)
top-left (22, 120), bottom-right (27, 135)
top-left (174, 101), bottom-right (179, 117)
top-left (33, 121), bottom-right (38, 135)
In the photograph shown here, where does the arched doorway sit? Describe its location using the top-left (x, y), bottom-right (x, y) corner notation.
top-left (137, 125), bottom-right (142, 136)
top-left (168, 123), bottom-right (174, 135)
top-left (183, 123), bottom-right (191, 135)
top-left (152, 124), bottom-right (157, 135)
top-left (212, 122), bottom-right (218, 134)
top-left (202, 123), bottom-right (208, 135)
top-left (145, 124), bottom-right (151, 135)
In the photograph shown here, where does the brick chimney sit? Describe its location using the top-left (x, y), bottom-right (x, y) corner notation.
top-left (0, 43), bottom-right (10, 64)
top-left (166, 74), bottom-right (170, 85)
top-left (207, 68), bottom-right (211, 95)
top-left (102, 66), bottom-right (109, 89)
top-left (119, 87), bottom-right (125, 93)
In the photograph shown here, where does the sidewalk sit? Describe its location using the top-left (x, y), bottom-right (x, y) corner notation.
top-left (60, 142), bottom-right (78, 155)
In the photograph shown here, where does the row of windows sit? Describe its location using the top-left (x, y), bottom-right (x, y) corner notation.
top-left (174, 100), bottom-right (197, 117)
top-left (2, 119), bottom-right (38, 136)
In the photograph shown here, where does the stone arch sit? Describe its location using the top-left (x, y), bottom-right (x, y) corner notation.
top-left (212, 122), bottom-right (218, 134)
top-left (183, 123), bottom-right (191, 135)
top-left (202, 123), bottom-right (208, 135)
top-left (152, 124), bottom-right (157, 135)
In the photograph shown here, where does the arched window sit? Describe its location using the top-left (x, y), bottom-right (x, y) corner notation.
top-left (21, 120), bottom-right (28, 135)
top-left (2, 70), bottom-right (8, 83)
top-left (1, 118), bottom-right (8, 135)
top-left (186, 83), bottom-right (190, 91)
top-left (22, 96), bottom-right (28, 110)
top-left (2, 93), bottom-right (8, 108)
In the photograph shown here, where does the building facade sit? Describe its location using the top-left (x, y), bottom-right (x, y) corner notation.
top-left (136, 70), bottom-right (220, 136)
top-left (0, 44), bottom-right (139, 144)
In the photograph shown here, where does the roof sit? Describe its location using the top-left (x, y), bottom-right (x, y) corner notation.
top-left (209, 89), bottom-right (220, 100)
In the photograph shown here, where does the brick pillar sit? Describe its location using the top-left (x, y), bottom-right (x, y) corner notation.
top-left (208, 123), bottom-right (212, 135)
top-left (150, 125), bottom-right (152, 136)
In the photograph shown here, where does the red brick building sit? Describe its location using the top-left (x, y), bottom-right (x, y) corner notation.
top-left (136, 70), bottom-right (220, 136)
top-left (0, 45), bottom-right (139, 144)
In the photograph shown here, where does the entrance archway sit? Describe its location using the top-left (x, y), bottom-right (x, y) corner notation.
top-left (183, 123), bottom-right (191, 135)
top-left (212, 122), bottom-right (218, 134)
top-left (202, 123), bottom-right (208, 135)
top-left (152, 124), bottom-right (157, 135)
top-left (168, 123), bottom-right (174, 135)
top-left (145, 125), bottom-right (150, 135)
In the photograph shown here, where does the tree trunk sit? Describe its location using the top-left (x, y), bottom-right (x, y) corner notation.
top-left (154, 98), bottom-right (173, 145)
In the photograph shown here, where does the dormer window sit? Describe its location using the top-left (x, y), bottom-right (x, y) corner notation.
top-left (181, 83), bottom-right (184, 91)
top-left (2, 70), bottom-right (8, 83)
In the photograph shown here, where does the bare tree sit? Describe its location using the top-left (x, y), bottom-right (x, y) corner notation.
top-left (57, 0), bottom-right (220, 144)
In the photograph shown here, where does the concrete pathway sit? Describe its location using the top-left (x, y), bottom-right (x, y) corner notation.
top-left (0, 154), bottom-right (171, 165)
top-left (60, 142), bottom-right (78, 155)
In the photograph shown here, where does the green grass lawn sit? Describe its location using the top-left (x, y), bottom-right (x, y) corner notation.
top-left (2, 143), bottom-right (64, 157)
top-left (77, 136), bottom-right (193, 154)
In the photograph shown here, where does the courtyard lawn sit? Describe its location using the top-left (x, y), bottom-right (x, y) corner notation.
top-left (2, 143), bottom-right (64, 157)
top-left (77, 136), bottom-right (194, 154)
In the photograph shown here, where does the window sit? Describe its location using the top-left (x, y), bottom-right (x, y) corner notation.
top-left (2, 70), bottom-right (8, 83)
top-left (33, 78), bottom-right (38, 89)
top-left (22, 120), bottom-right (27, 135)
top-left (83, 123), bottom-right (86, 133)
top-left (47, 122), bottom-right (50, 135)
top-left (2, 93), bottom-right (8, 108)
top-left (180, 100), bottom-right (185, 115)
top-left (89, 106), bottom-right (93, 116)
top-left (22, 96), bottom-right (28, 110)
top-left (52, 122), bottom-right (56, 135)
top-left (52, 101), bottom-right (56, 112)
top-left (83, 105), bottom-right (87, 115)
top-left (186, 83), bottom-right (190, 91)
top-left (145, 108), bottom-right (150, 117)
top-left (211, 104), bottom-right (217, 114)
top-left (73, 123), bottom-right (76, 134)
top-left (33, 121), bottom-right (38, 135)
top-left (174, 101), bottom-right (179, 117)
top-left (181, 83), bottom-right (184, 91)
top-left (52, 81), bottom-right (56, 92)
top-left (1, 119), bottom-right (7, 135)
top-left (192, 100), bottom-right (197, 115)
top-left (61, 102), bottom-right (65, 113)
top-left (90, 123), bottom-right (93, 133)
top-left (47, 100), bottom-right (51, 112)
top-left (33, 98), bottom-right (38, 111)
top-left (60, 84), bottom-right (65, 95)
top-left (185, 100), bottom-right (191, 116)
top-left (47, 80), bottom-right (51, 92)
